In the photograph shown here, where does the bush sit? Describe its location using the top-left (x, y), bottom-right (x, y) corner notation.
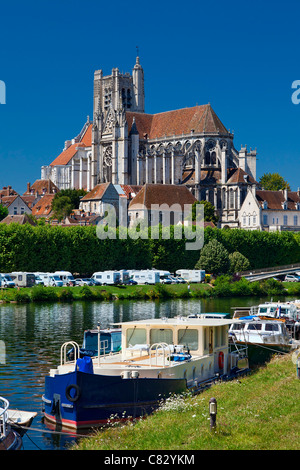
top-left (30, 285), bottom-right (58, 302)
top-left (229, 251), bottom-right (251, 274)
top-left (195, 239), bottom-right (230, 275)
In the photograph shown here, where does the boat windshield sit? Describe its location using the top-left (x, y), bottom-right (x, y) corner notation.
top-left (247, 323), bottom-right (262, 330)
top-left (265, 323), bottom-right (279, 331)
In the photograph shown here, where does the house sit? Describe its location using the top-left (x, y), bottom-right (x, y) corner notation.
top-left (22, 179), bottom-right (59, 209)
top-left (0, 194), bottom-right (32, 216)
top-left (128, 183), bottom-right (198, 227)
top-left (239, 188), bottom-right (300, 231)
top-left (0, 214), bottom-right (36, 226)
top-left (31, 194), bottom-right (56, 219)
top-left (79, 182), bottom-right (120, 218)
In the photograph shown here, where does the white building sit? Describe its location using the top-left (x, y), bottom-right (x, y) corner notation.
top-left (239, 188), bottom-right (300, 231)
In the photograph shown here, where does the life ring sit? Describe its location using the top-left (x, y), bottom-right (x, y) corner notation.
top-left (65, 384), bottom-right (81, 402)
top-left (218, 351), bottom-right (224, 369)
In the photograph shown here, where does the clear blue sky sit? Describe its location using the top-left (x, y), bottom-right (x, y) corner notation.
top-left (0, 0), bottom-right (300, 193)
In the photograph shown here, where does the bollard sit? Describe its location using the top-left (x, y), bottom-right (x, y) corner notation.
top-left (209, 397), bottom-right (217, 430)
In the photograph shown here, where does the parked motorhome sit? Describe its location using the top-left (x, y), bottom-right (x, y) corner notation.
top-left (157, 270), bottom-right (172, 284)
top-left (130, 270), bottom-right (160, 285)
top-left (34, 273), bottom-right (63, 287)
top-left (175, 269), bottom-right (205, 283)
top-left (91, 271), bottom-right (121, 285)
top-left (54, 271), bottom-right (76, 286)
top-left (9, 272), bottom-right (36, 288)
top-left (0, 274), bottom-right (15, 288)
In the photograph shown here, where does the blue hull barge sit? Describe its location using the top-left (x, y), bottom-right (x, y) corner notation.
top-left (42, 316), bottom-right (248, 430)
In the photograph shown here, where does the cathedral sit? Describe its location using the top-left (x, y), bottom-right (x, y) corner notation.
top-left (41, 56), bottom-right (258, 227)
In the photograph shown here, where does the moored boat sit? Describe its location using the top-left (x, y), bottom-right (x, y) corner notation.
top-left (0, 397), bottom-right (23, 450)
top-left (42, 316), bottom-right (248, 430)
top-left (229, 316), bottom-right (292, 365)
top-left (67, 326), bottom-right (121, 360)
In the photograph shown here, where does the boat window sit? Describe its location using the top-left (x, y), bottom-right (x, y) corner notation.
top-left (178, 329), bottom-right (198, 350)
top-left (265, 323), bottom-right (279, 331)
top-left (259, 307), bottom-right (268, 313)
top-left (247, 323), bottom-right (262, 330)
top-left (126, 328), bottom-right (147, 347)
top-left (150, 328), bottom-right (173, 345)
top-left (232, 323), bottom-right (245, 330)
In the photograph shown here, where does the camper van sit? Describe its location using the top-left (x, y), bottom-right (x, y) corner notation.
top-left (9, 272), bottom-right (36, 288)
top-left (34, 273), bottom-right (63, 287)
top-left (91, 271), bottom-right (121, 286)
top-left (176, 269), bottom-right (206, 283)
top-left (130, 270), bottom-right (160, 285)
top-left (0, 274), bottom-right (15, 288)
top-left (158, 270), bottom-right (172, 284)
top-left (54, 271), bottom-right (76, 286)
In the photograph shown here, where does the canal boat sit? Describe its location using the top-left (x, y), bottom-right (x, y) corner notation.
top-left (42, 316), bottom-right (248, 430)
top-left (0, 397), bottom-right (23, 450)
top-left (229, 316), bottom-right (292, 365)
top-left (67, 326), bottom-right (121, 360)
top-left (233, 301), bottom-right (300, 340)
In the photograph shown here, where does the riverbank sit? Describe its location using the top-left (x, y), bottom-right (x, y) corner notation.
top-left (72, 353), bottom-right (300, 451)
top-left (1, 278), bottom-right (300, 304)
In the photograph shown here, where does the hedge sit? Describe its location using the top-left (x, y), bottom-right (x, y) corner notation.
top-left (0, 223), bottom-right (299, 275)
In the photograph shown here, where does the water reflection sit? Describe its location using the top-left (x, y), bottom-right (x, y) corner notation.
top-left (0, 295), bottom-right (285, 450)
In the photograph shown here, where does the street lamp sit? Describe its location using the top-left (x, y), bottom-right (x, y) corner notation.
top-left (209, 397), bottom-right (217, 430)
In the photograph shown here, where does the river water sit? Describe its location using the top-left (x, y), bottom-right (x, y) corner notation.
top-left (0, 295), bottom-right (292, 450)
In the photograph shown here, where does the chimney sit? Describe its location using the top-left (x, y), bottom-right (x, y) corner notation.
top-left (284, 188), bottom-right (288, 201)
top-left (7, 186), bottom-right (11, 196)
top-left (27, 182), bottom-right (31, 193)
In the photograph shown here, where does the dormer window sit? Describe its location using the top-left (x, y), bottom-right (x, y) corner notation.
top-left (263, 201), bottom-right (268, 209)
top-left (296, 202), bottom-right (300, 211)
top-left (282, 201), bottom-right (288, 210)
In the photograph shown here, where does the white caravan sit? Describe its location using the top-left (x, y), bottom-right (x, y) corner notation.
top-left (130, 270), bottom-right (160, 285)
top-left (176, 269), bottom-right (206, 283)
top-left (0, 274), bottom-right (15, 288)
top-left (34, 273), bottom-right (63, 287)
top-left (9, 272), bottom-right (36, 288)
top-left (54, 271), bottom-right (76, 286)
top-left (92, 271), bottom-right (121, 285)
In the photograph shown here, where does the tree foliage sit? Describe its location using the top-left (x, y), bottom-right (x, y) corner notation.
top-left (0, 204), bottom-right (8, 221)
top-left (229, 251), bottom-right (251, 274)
top-left (259, 172), bottom-right (291, 191)
top-left (195, 239), bottom-right (230, 275)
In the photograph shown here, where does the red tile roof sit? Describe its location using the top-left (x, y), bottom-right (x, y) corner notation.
top-left (24, 179), bottom-right (59, 195)
top-left (126, 104), bottom-right (228, 140)
top-left (80, 183), bottom-right (110, 201)
top-left (50, 124), bottom-right (93, 167)
top-left (32, 194), bottom-right (56, 217)
top-left (129, 184), bottom-right (197, 210)
top-left (256, 190), bottom-right (300, 210)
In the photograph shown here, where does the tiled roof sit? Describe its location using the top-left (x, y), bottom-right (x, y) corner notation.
top-left (119, 184), bottom-right (143, 199)
top-left (32, 194), bottom-right (56, 217)
top-left (0, 195), bottom-right (19, 207)
top-left (0, 186), bottom-right (18, 197)
top-left (256, 190), bottom-right (300, 210)
top-left (182, 167), bottom-right (256, 186)
top-left (128, 184), bottom-right (197, 210)
top-left (50, 124), bottom-right (93, 167)
top-left (24, 179), bottom-right (59, 195)
top-left (126, 104), bottom-right (228, 140)
top-left (0, 214), bottom-right (36, 226)
top-left (80, 183), bottom-right (110, 201)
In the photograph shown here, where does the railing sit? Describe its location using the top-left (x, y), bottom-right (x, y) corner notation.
top-left (149, 343), bottom-right (171, 367)
top-left (0, 396), bottom-right (9, 438)
top-left (60, 341), bottom-right (80, 366)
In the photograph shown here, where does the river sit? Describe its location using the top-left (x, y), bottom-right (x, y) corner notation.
top-left (0, 295), bottom-right (292, 450)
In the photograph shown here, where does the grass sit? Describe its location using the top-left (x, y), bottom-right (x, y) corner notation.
top-left (0, 279), bottom-right (299, 304)
top-left (72, 353), bottom-right (300, 450)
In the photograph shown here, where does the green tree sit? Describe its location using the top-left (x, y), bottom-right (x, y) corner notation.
top-left (51, 196), bottom-right (73, 221)
top-left (229, 251), bottom-right (251, 274)
top-left (195, 239), bottom-right (229, 275)
top-left (0, 204), bottom-right (8, 221)
top-left (52, 189), bottom-right (87, 210)
top-left (190, 200), bottom-right (218, 224)
top-left (259, 172), bottom-right (291, 191)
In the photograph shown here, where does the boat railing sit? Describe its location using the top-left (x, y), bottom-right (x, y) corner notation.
top-left (60, 341), bottom-right (80, 366)
top-left (0, 396), bottom-right (9, 439)
top-left (149, 343), bottom-right (171, 367)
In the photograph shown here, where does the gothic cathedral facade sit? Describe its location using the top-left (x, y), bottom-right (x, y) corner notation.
top-left (41, 56), bottom-right (258, 227)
